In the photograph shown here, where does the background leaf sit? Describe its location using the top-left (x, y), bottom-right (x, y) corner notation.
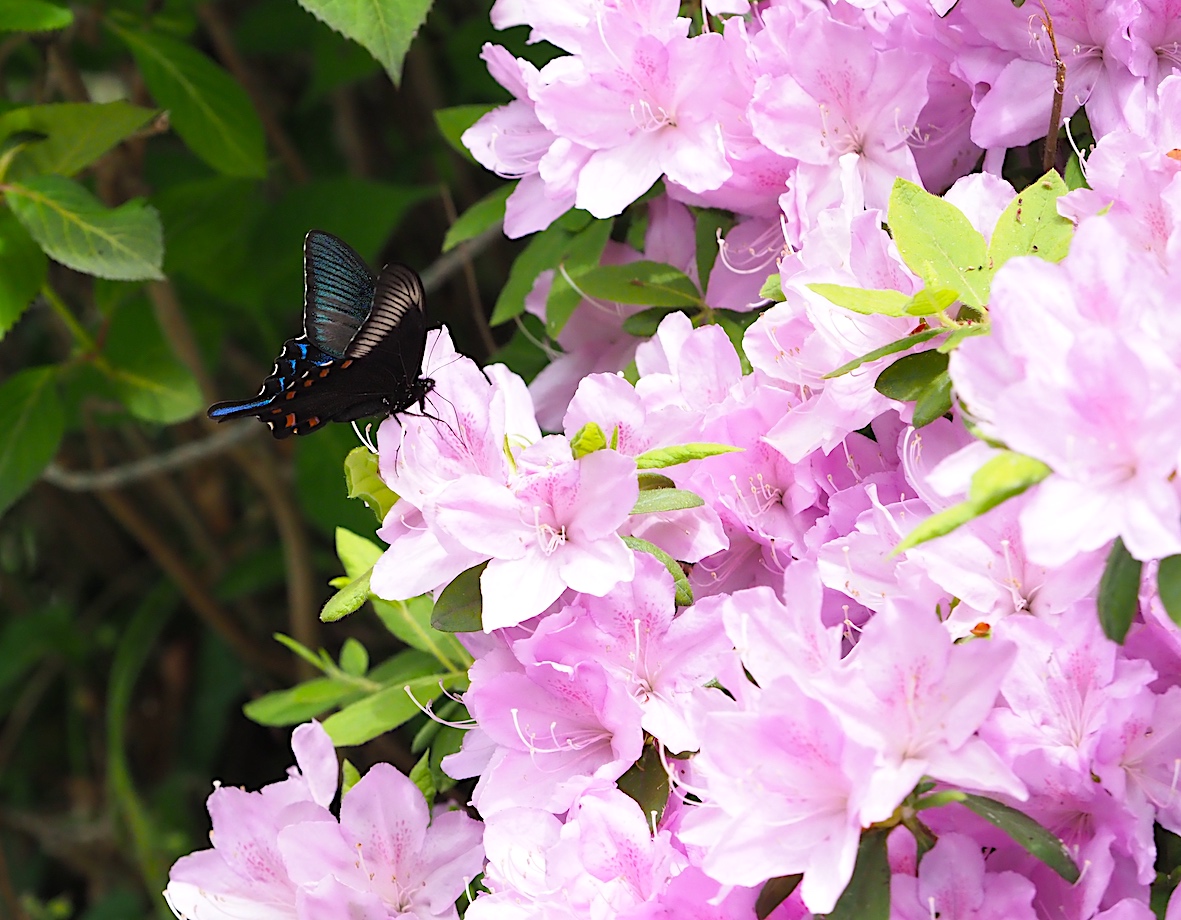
top-left (1098, 538), bottom-right (1142, 644)
top-left (0, 102), bottom-right (157, 179)
top-left (293, 0), bottom-right (434, 86)
top-left (0, 367), bottom-right (64, 517)
top-left (0, 0), bottom-right (71, 31)
top-left (7, 175), bottom-right (164, 281)
top-left (112, 25), bottom-right (267, 178)
top-left (431, 562), bottom-right (487, 633)
top-left (0, 208), bottom-right (45, 339)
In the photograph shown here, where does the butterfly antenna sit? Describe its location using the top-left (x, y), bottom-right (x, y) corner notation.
top-left (350, 419), bottom-right (379, 453)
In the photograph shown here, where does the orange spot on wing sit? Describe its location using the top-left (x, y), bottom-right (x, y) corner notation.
top-left (340, 359), bottom-right (353, 368)
top-left (285, 413), bottom-right (297, 427)
top-left (319, 368), bottom-right (331, 378)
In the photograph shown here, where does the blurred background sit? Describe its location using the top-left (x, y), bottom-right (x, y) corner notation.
top-left (0, 1), bottom-right (547, 915)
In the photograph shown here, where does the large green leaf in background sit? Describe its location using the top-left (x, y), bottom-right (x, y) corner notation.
top-left (0, 0), bottom-right (71, 32)
top-left (101, 300), bottom-right (204, 424)
top-left (0, 208), bottom-right (46, 339)
top-left (6, 175), bottom-right (165, 281)
top-left (294, 0), bottom-right (434, 86)
top-left (0, 367), bottom-right (64, 517)
top-left (111, 24), bottom-right (267, 178)
top-left (0, 102), bottom-right (158, 179)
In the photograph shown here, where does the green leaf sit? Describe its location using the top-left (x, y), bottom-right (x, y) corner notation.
top-left (988, 170), bottom-right (1073, 269)
top-left (822, 828), bottom-right (891, 920)
top-left (546, 217), bottom-right (615, 337)
top-left (1158, 555), bottom-right (1181, 627)
top-left (0, 0), bottom-right (72, 31)
top-left (295, 424), bottom-right (383, 539)
top-left (322, 673), bottom-right (453, 746)
top-left (935, 323), bottom-right (990, 353)
top-left (442, 184), bottom-right (510, 252)
top-left (893, 452), bottom-right (1052, 554)
top-left (807, 283), bottom-right (910, 317)
top-left (574, 260), bottom-right (702, 307)
top-left (570, 421), bottom-right (608, 458)
top-left (0, 367), bottom-right (63, 517)
top-left (293, 0), bottom-right (432, 86)
top-left (910, 369), bottom-right (952, 428)
top-left (617, 742), bottom-right (670, 821)
top-left (111, 24), bottom-right (266, 177)
top-left (372, 595), bottom-right (470, 672)
top-left (409, 751), bottom-right (436, 801)
top-left (622, 536), bottom-right (692, 607)
top-left (874, 350), bottom-right (949, 402)
top-left (338, 637), bottom-right (369, 676)
top-left (635, 442), bottom-right (742, 469)
top-left (1098, 537), bottom-right (1142, 645)
top-left (1065, 152), bottom-right (1088, 191)
top-left (957, 793), bottom-right (1080, 882)
top-left (0, 209), bottom-right (45, 340)
top-left (631, 488), bottom-right (704, 515)
top-left (6, 176), bottom-right (164, 281)
top-left (100, 300), bottom-right (203, 422)
top-left (242, 677), bottom-right (356, 726)
top-left (758, 272), bottom-right (784, 302)
top-left (694, 208), bottom-right (732, 294)
top-left (274, 632), bottom-right (331, 671)
top-left (823, 328), bottom-right (943, 379)
top-left (336, 527), bottom-right (383, 578)
top-left (637, 472), bottom-right (676, 491)
top-left (622, 305), bottom-right (681, 338)
top-left (490, 222), bottom-right (573, 325)
top-left (320, 566), bottom-right (371, 622)
top-left (431, 562), bottom-right (487, 633)
top-left (0, 102), bottom-right (158, 180)
top-left (434, 103), bottom-right (496, 162)
top-left (341, 758), bottom-right (361, 795)
top-left (904, 287), bottom-right (959, 316)
top-left (756, 876), bottom-right (803, 920)
top-left (344, 447), bottom-right (399, 522)
top-left (888, 178), bottom-right (991, 308)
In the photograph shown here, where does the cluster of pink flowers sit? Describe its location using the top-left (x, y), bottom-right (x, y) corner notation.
top-left (168, 1), bottom-right (1181, 919)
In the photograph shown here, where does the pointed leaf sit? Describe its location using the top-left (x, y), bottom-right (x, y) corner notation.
top-left (372, 595), bottom-right (470, 671)
top-left (0, 102), bottom-right (158, 179)
top-left (338, 638), bottom-right (369, 676)
top-left (442, 184), bottom-right (510, 252)
top-left (622, 536), bottom-right (692, 607)
top-left (293, 0), bottom-right (432, 86)
top-left (957, 793), bottom-right (1080, 882)
top-left (0, 367), bottom-right (63, 517)
top-left (988, 170), bottom-right (1073, 269)
top-left (111, 24), bottom-right (266, 177)
top-left (874, 350), bottom-right (949, 402)
top-left (758, 272), bottom-right (784, 302)
top-left (320, 566), bottom-right (372, 622)
top-left (910, 370), bottom-right (952, 428)
top-left (335, 527), bottom-right (383, 578)
top-left (242, 677), bottom-right (357, 726)
top-left (0, 209), bottom-right (45, 340)
top-left (1157, 555), bottom-right (1181, 627)
top-left (1098, 537), bottom-right (1142, 644)
top-left (344, 447), bottom-right (399, 522)
top-left (635, 442), bottom-right (741, 469)
top-left (822, 828), bottom-right (891, 920)
top-left (808, 282), bottom-right (910, 316)
top-left (824, 328), bottom-right (943, 379)
top-left (571, 421), bottom-right (607, 458)
top-left (631, 487), bottom-right (704, 514)
top-left (617, 743), bottom-right (670, 823)
top-left (757, 876), bottom-right (803, 920)
top-left (637, 472), bottom-right (676, 491)
top-left (322, 673), bottom-right (454, 746)
top-left (575, 260), bottom-right (701, 307)
top-left (0, 0), bottom-right (72, 31)
top-left (431, 562), bottom-right (487, 633)
top-left (490, 221), bottom-right (573, 325)
top-left (7, 175), bottom-right (164, 280)
top-left (888, 178), bottom-right (991, 307)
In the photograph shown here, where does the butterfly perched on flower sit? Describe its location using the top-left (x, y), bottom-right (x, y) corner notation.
top-left (207, 230), bottom-right (434, 439)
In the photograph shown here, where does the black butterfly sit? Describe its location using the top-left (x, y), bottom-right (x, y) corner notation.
top-left (208, 230), bottom-right (434, 439)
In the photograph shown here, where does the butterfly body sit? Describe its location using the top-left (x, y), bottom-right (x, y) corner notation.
top-left (207, 231), bottom-right (433, 439)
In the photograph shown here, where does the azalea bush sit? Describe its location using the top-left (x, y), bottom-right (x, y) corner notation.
top-left (8, 0), bottom-right (1181, 918)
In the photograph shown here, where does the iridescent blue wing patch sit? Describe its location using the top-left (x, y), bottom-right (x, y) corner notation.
top-left (303, 230), bottom-right (376, 359)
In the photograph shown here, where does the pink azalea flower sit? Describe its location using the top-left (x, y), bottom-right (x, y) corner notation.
top-left (430, 439), bottom-right (638, 630)
top-left (890, 833), bottom-right (1038, 920)
top-left (531, 12), bottom-right (734, 217)
top-left (748, 10), bottom-right (930, 214)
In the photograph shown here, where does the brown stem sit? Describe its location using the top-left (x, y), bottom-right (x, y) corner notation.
top-left (0, 835), bottom-right (26, 920)
top-left (1039, 1), bottom-right (1066, 174)
top-left (196, 2), bottom-right (311, 184)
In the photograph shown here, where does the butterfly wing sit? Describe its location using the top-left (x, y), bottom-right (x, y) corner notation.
top-left (303, 230), bottom-right (376, 359)
top-left (318, 262), bottom-right (431, 414)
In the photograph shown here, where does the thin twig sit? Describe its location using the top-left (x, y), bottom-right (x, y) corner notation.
top-left (439, 184), bottom-right (496, 357)
top-left (1039, 1), bottom-right (1066, 173)
top-left (196, 1), bottom-right (311, 184)
top-left (43, 425), bottom-right (260, 490)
